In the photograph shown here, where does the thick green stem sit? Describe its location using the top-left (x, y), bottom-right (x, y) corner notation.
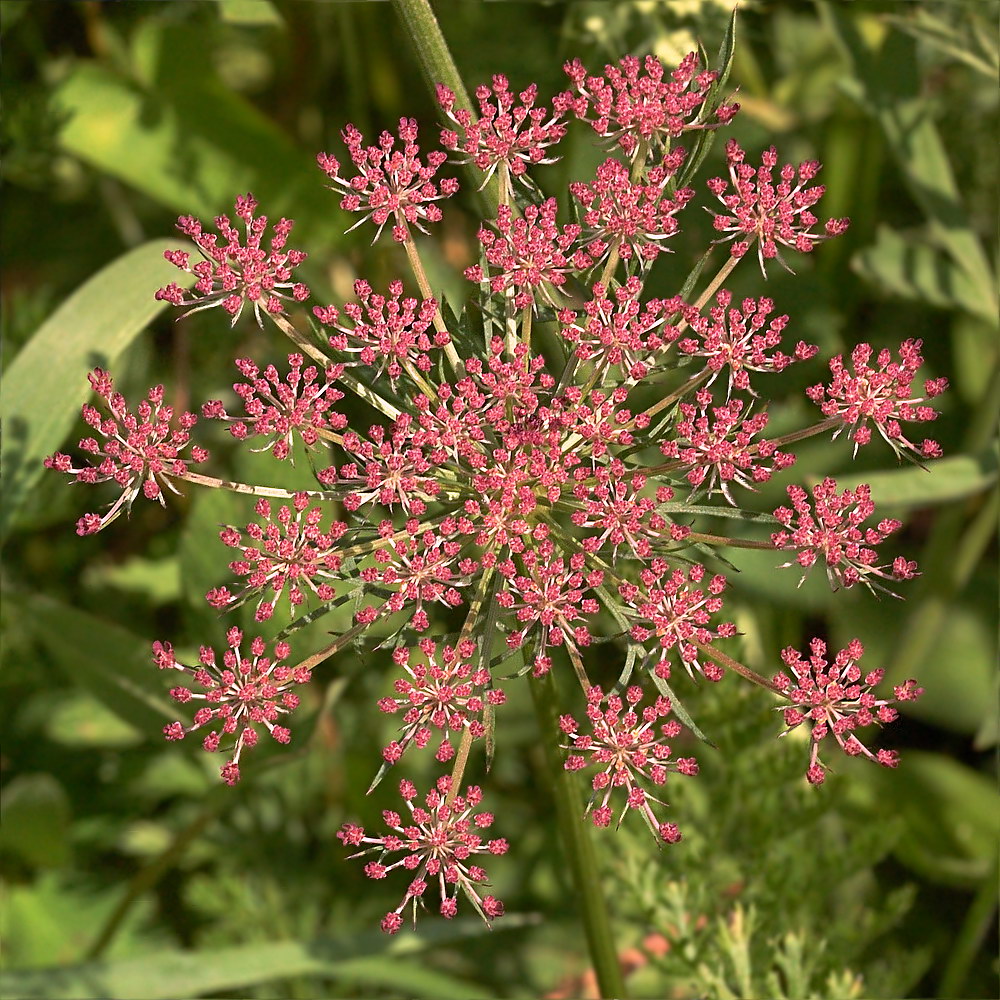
top-left (529, 669), bottom-right (628, 1000)
top-left (391, 0), bottom-right (500, 219)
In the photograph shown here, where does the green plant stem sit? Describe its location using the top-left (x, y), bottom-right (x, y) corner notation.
top-left (529, 669), bottom-right (628, 1000)
top-left (391, 0), bottom-right (500, 219)
top-left (687, 531), bottom-right (777, 550)
top-left (693, 639), bottom-right (783, 694)
top-left (85, 805), bottom-right (218, 960)
top-left (179, 470), bottom-right (338, 501)
top-left (938, 849), bottom-right (999, 998)
top-left (402, 233), bottom-right (463, 371)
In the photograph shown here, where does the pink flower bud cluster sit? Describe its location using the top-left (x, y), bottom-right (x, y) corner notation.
top-left (155, 193), bottom-right (309, 326)
top-left (313, 279), bottom-right (449, 384)
top-left (774, 638), bottom-right (923, 785)
top-left (808, 339), bottom-right (948, 460)
top-left (45, 368), bottom-right (208, 535)
top-left (155, 627), bottom-right (307, 785)
top-left (707, 141), bottom-right (850, 274)
top-left (772, 478), bottom-right (916, 594)
top-left (208, 493), bottom-right (347, 622)
top-left (561, 685), bottom-right (698, 841)
top-left (563, 51), bottom-right (738, 158)
top-left (202, 353), bottom-right (347, 460)
top-left (337, 777), bottom-right (508, 932)
top-left (317, 118), bottom-right (459, 243)
top-left (437, 75), bottom-right (568, 182)
top-left (377, 638), bottom-right (506, 766)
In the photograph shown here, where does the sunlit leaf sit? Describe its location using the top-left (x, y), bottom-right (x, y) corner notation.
top-left (0, 241), bottom-right (194, 542)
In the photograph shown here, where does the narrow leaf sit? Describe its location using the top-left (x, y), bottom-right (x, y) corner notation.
top-left (0, 240), bottom-right (194, 542)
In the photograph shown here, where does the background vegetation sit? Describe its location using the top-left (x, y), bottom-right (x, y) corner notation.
top-left (1, 1), bottom-right (997, 998)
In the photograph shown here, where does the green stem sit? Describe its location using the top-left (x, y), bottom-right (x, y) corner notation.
top-left (687, 531), bottom-right (776, 550)
top-left (85, 805), bottom-right (217, 959)
top-left (529, 669), bottom-right (628, 1000)
top-left (391, 0), bottom-right (501, 219)
top-left (178, 470), bottom-right (338, 501)
top-left (402, 232), bottom-right (463, 372)
top-left (693, 639), bottom-right (783, 694)
top-left (937, 849), bottom-right (999, 998)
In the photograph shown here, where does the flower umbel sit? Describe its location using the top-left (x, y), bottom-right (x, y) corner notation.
top-left (208, 493), bottom-right (346, 622)
top-left (45, 368), bottom-right (208, 535)
top-left (202, 354), bottom-right (347, 460)
top-left (707, 140), bottom-right (850, 274)
top-left (771, 478), bottom-right (917, 594)
top-left (774, 638), bottom-right (923, 785)
top-left (561, 685), bottom-right (698, 842)
top-left (807, 339), bottom-right (948, 460)
top-left (317, 119), bottom-right (459, 243)
top-left (44, 36), bottom-right (942, 940)
top-left (338, 777), bottom-right (508, 933)
top-left (437, 75), bottom-right (568, 184)
top-left (156, 628), bottom-right (307, 785)
top-left (155, 193), bottom-right (309, 326)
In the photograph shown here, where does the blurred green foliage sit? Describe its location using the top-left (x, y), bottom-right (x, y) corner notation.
top-left (1, 2), bottom-right (997, 998)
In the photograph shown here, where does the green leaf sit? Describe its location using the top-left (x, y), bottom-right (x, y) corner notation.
top-left (0, 240), bottom-right (195, 542)
top-left (45, 693), bottom-right (144, 749)
top-left (0, 774), bottom-right (71, 869)
top-left (218, 0), bottom-right (282, 26)
top-left (0, 918), bottom-right (532, 999)
top-left (0, 874), bottom-right (152, 969)
top-left (822, 6), bottom-right (997, 314)
top-left (53, 24), bottom-right (335, 238)
top-left (14, 591), bottom-right (175, 734)
top-left (831, 596), bottom-right (995, 738)
top-left (834, 448), bottom-right (998, 509)
top-left (849, 752), bottom-right (1000, 888)
top-left (853, 226), bottom-right (998, 326)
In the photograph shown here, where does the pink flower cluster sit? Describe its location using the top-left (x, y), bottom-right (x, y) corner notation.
top-left (774, 638), bottom-right (923, 785)
top-left (45, 41), bottom-right (946, 935)
top-left (45, 368), bottom-right (207, 535)
top-left (155, 193), bottom-right (309, 325)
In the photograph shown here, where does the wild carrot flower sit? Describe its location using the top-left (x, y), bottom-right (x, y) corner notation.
top-left (44, 368), bottom-right (208, 535)
top-left (45, 37), bottom-right (943, 936)
top-left (659, 389), bottom-right (795, 504)
top-left (569, 157), bottom-right (694, 268)
top-left (496, 548), bottom-right (602, 655)
top-left (202, 354), bottom-right (346, 460)
top-left (156, 627), bottom-right (307, 785)
top-left (317, 118), bottom-right (459, 243)
top-left (706, 140), bottom-right (850, 274)
top-left (807, 339), bottom-right (948, 460)
top-left (563, 52), bottom-right (737, 159)
top-left (618, 561), bottom-right (735, 680)
top-left (557, 279), bottom-right (684, 378)
top-left (338, 777), bottom-right (508, 932)
top-left (771, 478), bottom-right (917, 593)
top-left (362, 523), bottom-right (469, 631)
top-left (155, 193), bottom-right (309, 326)
top-left (313, 279), bottom-right (449, 383)
top-left (561, 685), bottom-right (698, 842)
top-left (677, 290), bottom-right (817, 397)
top-left (572, 469), bottom-right (685, 560)
top-left (466, 198), bottom-right (592, 310)
top-left (377, 637), bottom-right (505, 765)
top-left (773, 638), bottom-right (923, 785)
top-left (207, 494), bottom-right (346, 621)
top-left (436, 75), bottom-right (567, 183)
